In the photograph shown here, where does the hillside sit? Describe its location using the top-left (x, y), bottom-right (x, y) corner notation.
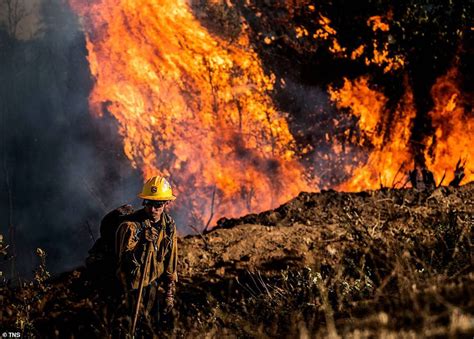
top-left (2, 184), bottom-right (473, 337)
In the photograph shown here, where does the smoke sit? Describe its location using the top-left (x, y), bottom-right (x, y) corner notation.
top-left (274, 77), bottom-right (366, 188)
top-left (0, 0), bottom-right (141, 278)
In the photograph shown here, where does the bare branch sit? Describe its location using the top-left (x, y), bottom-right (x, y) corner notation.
top-left (203, 185), bottom-right (217, 232)
top-left (1, 0), bottom-right (30, 39)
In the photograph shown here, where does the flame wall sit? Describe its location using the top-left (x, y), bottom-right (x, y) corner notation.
top-left (69, 0), bottom-right (473, 229)
top-left (70, 0), bottom-right (314, 227)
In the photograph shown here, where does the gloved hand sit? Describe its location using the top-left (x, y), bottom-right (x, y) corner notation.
top-left (144, 227), bottom-right (159, 242)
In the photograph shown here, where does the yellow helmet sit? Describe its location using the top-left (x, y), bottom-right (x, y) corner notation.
top-left (138, 176), bottom-right (176, 201)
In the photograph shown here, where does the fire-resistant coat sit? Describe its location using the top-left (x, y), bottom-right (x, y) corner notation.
top-left (115, 209), bottom-right (178, 290)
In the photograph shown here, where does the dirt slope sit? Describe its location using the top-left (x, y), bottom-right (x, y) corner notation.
top-left (180, 183), bottom-right (472, 279)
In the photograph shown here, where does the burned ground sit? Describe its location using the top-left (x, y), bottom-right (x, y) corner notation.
top-left (1, 184), bottom-right (473, 337)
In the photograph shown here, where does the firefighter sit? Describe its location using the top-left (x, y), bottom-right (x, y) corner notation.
top-left (115, 176), bottom-right (178, 324)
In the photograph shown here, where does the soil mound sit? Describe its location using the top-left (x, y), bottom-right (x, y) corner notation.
top-left (181, 183), bottom-right (472, 279)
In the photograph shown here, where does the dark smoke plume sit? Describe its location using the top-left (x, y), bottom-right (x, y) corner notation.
top-left (0, 0), bottom-right (140, 278)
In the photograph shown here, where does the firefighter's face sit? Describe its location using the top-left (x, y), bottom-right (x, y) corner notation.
top-left (144, 200), bottom-right (167, 222)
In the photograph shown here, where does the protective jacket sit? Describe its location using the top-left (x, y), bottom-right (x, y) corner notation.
top-left (115, 208), bottom-right (178, 290)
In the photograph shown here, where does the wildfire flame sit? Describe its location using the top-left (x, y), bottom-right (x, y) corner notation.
top-left (69, 1), bottom-right (472, 228)
top-left (424, 66), bottom-right (473, 184)
top-left (69, 0), bottom-right (314, 227)
top-left (329, 69), bottom-right (473, 191)
top-left (323, 13), bottom-right (472, 191)
top-left (329, 76), bottom-right (416, 191)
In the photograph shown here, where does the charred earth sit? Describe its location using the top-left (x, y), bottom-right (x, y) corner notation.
top-left (1, 184), bottom-right (473, 337)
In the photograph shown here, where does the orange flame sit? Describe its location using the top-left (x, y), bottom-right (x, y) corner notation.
top-left (424, 66), bottom-right (473, 184)
top-left (329, 76), bottom-right (416, 191)
top-left (309, 12), bottom-right (405, 72)
top-left (367, 16), bottom-right (390, 32)
top-left (329, 67), bottom-right (473, 190)
top-left (70, 0), bottom-right (314, 226)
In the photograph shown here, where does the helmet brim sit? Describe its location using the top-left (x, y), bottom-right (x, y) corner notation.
top-left (138, 193), bottom-right (176, 201)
